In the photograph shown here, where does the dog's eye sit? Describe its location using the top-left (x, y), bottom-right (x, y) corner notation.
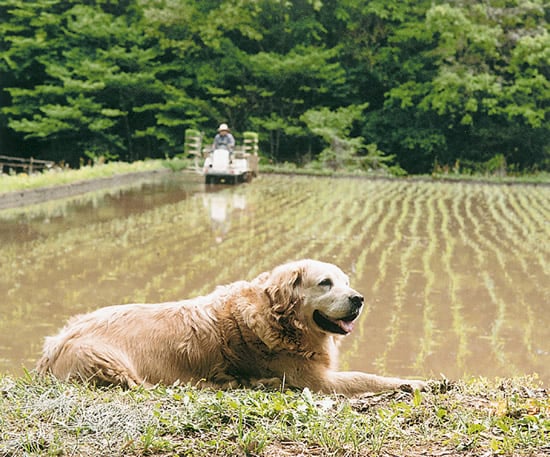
top-left (318, 278), bottom-right (333, 288)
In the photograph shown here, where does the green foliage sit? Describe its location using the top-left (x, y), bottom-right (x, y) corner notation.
top-left (380, 0), bottom-right (549, 171)
top-left (300, 103), bottom-right (397, 173)
top-left (0, 0), bottom-right (548, 173)
top-left (1, 0), bottom-right (201, 164)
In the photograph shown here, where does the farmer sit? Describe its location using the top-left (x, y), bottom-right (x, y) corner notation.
top-left (212, 123), bottom-right (235, 156)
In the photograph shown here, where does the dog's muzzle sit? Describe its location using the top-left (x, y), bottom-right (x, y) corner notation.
top-left (313, 294), bottom-right (364, 335)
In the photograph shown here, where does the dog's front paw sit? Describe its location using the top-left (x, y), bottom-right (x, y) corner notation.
top-left (251, 377), bottom-right (284, 389)
top-left (400, 379), bottom-right (428, 392)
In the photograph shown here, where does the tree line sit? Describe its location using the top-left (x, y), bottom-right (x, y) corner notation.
top-left (1, 0), bottom-right (548, 174)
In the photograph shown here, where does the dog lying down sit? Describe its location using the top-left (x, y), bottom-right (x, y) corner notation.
top-left (37, 259), bottom-right (427, 396)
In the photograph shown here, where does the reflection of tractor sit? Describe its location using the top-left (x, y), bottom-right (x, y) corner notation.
top-left (185, 130), bottom-right (259, 184)
top-left (202, 191), bottom-right (247, 243)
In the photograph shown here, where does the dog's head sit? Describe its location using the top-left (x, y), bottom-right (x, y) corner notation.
top-left (259, 259), bottom-right (364, 340)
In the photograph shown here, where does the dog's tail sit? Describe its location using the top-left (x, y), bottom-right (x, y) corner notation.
top-left (35, 334), bottom-right (64, 375)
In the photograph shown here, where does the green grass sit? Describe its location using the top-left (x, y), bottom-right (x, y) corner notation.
top-left (428, 170), bottom-right (550, 185)
top-left (0, 160), bottom-right (176, 195)
top-left (261, 161), bottom-right (550, 184)
top-left (1, 373), bottom-right (548, 456)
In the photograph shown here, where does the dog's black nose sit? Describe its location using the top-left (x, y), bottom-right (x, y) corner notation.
top-left (349, 295), bottom-right (364, 311)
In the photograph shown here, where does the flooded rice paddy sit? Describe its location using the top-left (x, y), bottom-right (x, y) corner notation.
top-left (1, 174), bottom-right (549, 385)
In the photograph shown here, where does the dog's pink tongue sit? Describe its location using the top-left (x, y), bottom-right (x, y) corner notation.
top-left (337, 320), bottom-right (355, 334)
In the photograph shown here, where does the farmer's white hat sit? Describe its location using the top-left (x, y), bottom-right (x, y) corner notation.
top-left (218, 123), bottom-right (230, 132)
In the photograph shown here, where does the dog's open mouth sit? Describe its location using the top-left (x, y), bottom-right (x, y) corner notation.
top-left (313, 310), bottom-right (358, 335)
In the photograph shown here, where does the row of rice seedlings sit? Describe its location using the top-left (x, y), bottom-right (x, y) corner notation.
top-left (476, 189), bottom-right (513, 279)
top-left (491, 189), bottom-right (531, 248)
top-left (373, 183), bottom-right (429, 374)
top-left (446, 189), bottom-right (488, 371)
top-left (249, 177), bottom-right (376, 270)
top-left (413, 185), bottom-right (442, 372)
top-left (462, 192), bottom-right (505, 361)
top-left (438, 189), bottom-right (470, 373)
top-left (339, 181), bottom-right (405, 279)
top-left (483, 188), bottom-right (548, 361)
top-left (456, 186), bottom-right (491, 372)
top-left (462, 187), bottom-right (508, 288)
top-left (348, 181), bottom-right (404, 282)
top-left (481, 188), bottom-right (541, 305)
top-left (483, 188), bottom-right (540, 285)
top-left (511, 186), bottom-right (550, 276)
top-left (461, 187), bottom-right (536, 376)
top-left (507, 188), bottom-right (549, 363)
top-left (482, 271), bottom-right (522, 376)
top-left (459, 189), bottom-right (488, 280)
top-left (332, 181), bottom-right (406, 371)
top-left (370, 181), bottom-right (416, 296)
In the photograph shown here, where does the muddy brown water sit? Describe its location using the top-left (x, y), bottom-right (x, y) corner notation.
top-left (1, 174), bottom-right (549, 385)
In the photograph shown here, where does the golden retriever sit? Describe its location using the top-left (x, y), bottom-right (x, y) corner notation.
top-left (37, 259), bottom-right (426, 395)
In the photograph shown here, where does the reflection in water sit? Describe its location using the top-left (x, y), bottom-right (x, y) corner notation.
top-left (0, 174), bottom-right (549, 386)
top-left (203, 190), bottom-right (248, 243)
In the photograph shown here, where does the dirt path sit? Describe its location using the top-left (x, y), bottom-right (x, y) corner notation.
top-left (0, 169), bottom-right (173, 211)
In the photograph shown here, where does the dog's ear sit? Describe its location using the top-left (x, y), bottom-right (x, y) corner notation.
top-left (265, 266), bottom-right (303, 313)
top-left (262, 265), bottom-right (307, 351)
top-left (251, 271), bottom-right (270, 287)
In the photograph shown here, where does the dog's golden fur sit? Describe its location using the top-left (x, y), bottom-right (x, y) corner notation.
top-left (37, 259), bottom-right (426, 395)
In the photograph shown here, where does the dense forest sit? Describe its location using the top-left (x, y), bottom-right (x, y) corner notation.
top-left (1, 0), bottom-right (548, 174)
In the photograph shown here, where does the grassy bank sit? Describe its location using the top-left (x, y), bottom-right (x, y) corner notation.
top-left (1, 373), bottom-right (548, 456)
top-left (0, 159), bottom-right (189, 195)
